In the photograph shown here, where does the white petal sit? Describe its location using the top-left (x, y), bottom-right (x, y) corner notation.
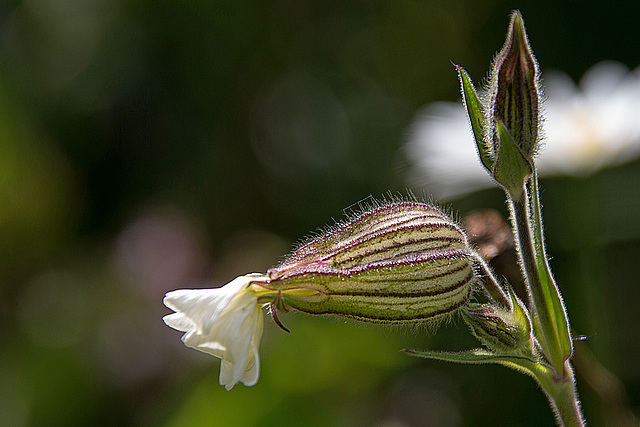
top-left (216, 298), bottom-right (261, 389)
top-left (162, 274), bottom-right (267, 390)
top-left (240, 306), bottom-right (264, 387)
top-left (162, 312), bottom-right (195, 332)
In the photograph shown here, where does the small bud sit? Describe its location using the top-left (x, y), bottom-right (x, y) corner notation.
top-left (259, 202), bottom-right (475, 323)
top-left (462, 290), bottom-right (534, 355)
top-left (488, 11), bottom-right (541, 159)
top-left (457, 11), bottom-right (539, 199)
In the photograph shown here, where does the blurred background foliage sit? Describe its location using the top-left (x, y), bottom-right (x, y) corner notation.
top-left (1, 0), bottom-right (639, 426)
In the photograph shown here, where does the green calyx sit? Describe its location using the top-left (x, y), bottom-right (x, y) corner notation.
top-left (488, 10), bottom-right (540, 160)
top-left (265, 202), bottom-right (476, 324)
top-left (462, 287), bottom-right (534, 357)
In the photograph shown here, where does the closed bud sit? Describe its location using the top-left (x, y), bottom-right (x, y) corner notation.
top-left (462, 291), bottom-right (534, 355)
top-left (487, 11), bottom-right (541, 160)
top-left (258, 202), bottom-right (475, 323)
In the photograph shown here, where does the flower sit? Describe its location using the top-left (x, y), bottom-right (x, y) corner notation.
top-left (163, 202), bottom-right (480, 389)
top-left (163, 274), bottom-right (267, 390)
top-left (405, 61), bottom-right (640, 199)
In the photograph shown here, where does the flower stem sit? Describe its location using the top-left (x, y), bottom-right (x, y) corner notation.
top-left (533, 361), bottom-right (585, 426)
top-left (509, 179), bottom-right (571, 375)
top-left (507, 175), bottom-right (584, 425)
top-left (473, 252), bottom-right (512, 309)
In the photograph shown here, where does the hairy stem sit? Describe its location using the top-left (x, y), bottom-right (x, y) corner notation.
top-left (534, 362), bottom-right (585, 427)
top-left (510, 185), bottom-right (570, 374)
top-left (507, 178), bottom-right (584, 425)
top-left (473, 252), bottom-right (512, 309)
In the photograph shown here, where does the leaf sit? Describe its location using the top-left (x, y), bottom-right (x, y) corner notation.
top-left (455, 65), bottom-right (493, 172)
top-left (492, 120), bottom-right (533, 200)
top-left (528, 173), bottom-right (573, 363)
top-left (402, 347), bottom-right (547, 379)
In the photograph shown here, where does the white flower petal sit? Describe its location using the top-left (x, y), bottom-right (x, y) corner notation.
top-left (162, 312), bottom-right (195, 333)
top-left (163, 274), bottom-right (267, 390)
top-left (239, 312), bottom-right (263, 387)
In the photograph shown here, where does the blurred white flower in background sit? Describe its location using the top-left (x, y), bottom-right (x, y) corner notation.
top-left (405, 61), bottom-right (640, 199)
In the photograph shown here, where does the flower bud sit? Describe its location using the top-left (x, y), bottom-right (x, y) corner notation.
top-left (462, 291), bottom-right (534, 355)
top-left (464, 305), bottom-right (520, 348)
top-left (488, 11), bottom-right (541, 159)
top-left (260, 202), bottom-right (475, 323)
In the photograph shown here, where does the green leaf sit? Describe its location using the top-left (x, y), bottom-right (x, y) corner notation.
top-left (402, 348), bottom-right (544, 376)
top-left (455, 65), bottom-right (493, 172)
top-left (492, 120), bottom-right (533, 200)
top-left (403, 347), bottom-right (535, 364)
top-left (402, 348), bottom-right (545, 378)
top-left (507, 287), bottom-right (533, 352)
top-left (528, 173), bottom-right (573, 362)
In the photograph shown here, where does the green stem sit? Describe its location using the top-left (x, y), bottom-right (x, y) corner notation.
top-left (507, 175), bottom-right (583, 425)
top-left (533, 361), bottom-right (585, 426)
top-left (509, 180), bottom-right (571, 375)
top-left (473, 252), bottom-right (512, 309)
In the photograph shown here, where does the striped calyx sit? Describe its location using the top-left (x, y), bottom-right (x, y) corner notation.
top-left (260, 202), bottom-right (475, 323)
top-left (488, 11), bottom-right (540, 160)
top-left (462, 290), bottom-right (534, 357)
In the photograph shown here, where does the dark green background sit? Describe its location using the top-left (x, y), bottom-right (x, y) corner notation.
top-left (1, 0), bottom-right (638, 425)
